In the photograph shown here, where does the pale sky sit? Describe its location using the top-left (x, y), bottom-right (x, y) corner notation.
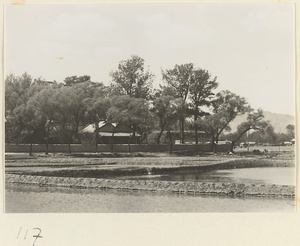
top-left (5, 4), bottom-right (295, 115)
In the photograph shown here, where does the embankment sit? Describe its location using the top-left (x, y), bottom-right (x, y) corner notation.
top-left (6, 174), bottom-right (295, 197)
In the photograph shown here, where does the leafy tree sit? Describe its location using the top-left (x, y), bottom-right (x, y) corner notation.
top-left (197, 112), bottom-right (229, 152)
top-left (265, 125), bottom-right (278, 145)
top-left (11, 104), bottom-right (45, 155)
top-left (211, 90), bottom-right (251, 143)
top-left (151, 94), bottom-right (178, 144)
top-left (64, 75), bottom-right (91, 86)
top-left (51, 87), bottom-right (76, 152)
top-left (110, 55), bottom-right (154, 99)
top-left (188, 69), bottom-right (218, 143)
top-left (107, 95), bottom-right (151, 136)
top-left (196, 90), bottom-right (251, 152)
top-left (162, 63), bottom-right (194, 143)
top-left (286, 124), bottom-right (295, 140)
top-left (28, 87), bottom-right (59, 153)
top-left (162, 63), bottom-right (194, 101)
top-left (65, 84), bottom-right (90, 139)
top-left (5, 73), bottom-right (56, 144)
top-left (5, 73), bottom-right (33, 114)
top-left (84, 85), bottom-right (111, 151)
top-left (228, 109), bottom-right (270, 152)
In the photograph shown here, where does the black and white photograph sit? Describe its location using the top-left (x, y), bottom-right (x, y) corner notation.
top-left (4, 3), bottom-right (296, 213)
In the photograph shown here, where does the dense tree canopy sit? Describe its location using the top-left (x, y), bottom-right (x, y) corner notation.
top-left (110, 55), bottom-right (154, 99)
top-left (151, 93), bottom-right (178, 144)
top-left (64, 75), bottom-right (91, 86)
top-left (107, 95), bottom-right (151, 134)
top-left (5, 57), bottom-right (285, 153)
top-left (211, 90), bottom-right (251, 141)
top-left (162, 64), bottom-right (219, 143)
top-left (286, 124), bottom-right (295, 139)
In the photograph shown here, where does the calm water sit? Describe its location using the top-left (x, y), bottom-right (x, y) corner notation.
top-left (5, 183), bottom-right (295, 213)
top-left (5, 167), bottom-right (295, 213)
top-left (117, 167), bottom-right (295, 186)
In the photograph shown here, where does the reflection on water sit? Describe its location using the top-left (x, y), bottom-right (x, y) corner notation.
top-left (117, 167), bottom-right (295, 186)
top-left (6, 183), bottom-right (295, 213)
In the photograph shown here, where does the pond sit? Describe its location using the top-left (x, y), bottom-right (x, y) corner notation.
top-left (114, 167), bottom-right (295, 186)
top-left (5, 183), bottom-right (295, 213)
top-left (5, 167), bottom-right (295, 213)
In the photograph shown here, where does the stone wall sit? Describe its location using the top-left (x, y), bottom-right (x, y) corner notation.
top-left (6, 174), bottom-right (295, 197)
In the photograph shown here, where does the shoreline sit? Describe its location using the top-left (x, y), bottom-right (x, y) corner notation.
top-left (5, 151), bottom-right (295, 198)
top-left (5, 173), bottom-right (295, 198)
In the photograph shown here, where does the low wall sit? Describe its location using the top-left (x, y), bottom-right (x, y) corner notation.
top-left (5, 143), bottom-right (230, 153)
top-left (6, 174), bottom-right (295, 197)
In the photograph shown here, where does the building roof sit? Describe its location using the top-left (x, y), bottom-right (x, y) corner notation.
top-left (79, 122), bottom-right (141, 137)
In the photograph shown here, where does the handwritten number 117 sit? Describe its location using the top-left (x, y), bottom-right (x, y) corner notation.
top-left (17, 227), bottom-right (42, 246)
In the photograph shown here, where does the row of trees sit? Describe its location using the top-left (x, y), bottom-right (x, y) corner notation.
top-left (222, 124), bottom-right (295, 147)
top-left (6, 54), bottom-right (288, 153)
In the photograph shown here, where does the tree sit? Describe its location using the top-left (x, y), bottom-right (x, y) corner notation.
top-left (5, 73), bottom-right (33, 115)
top-left (65, 84), bottom-right (90, 140)
top-left (228, 109), bottom-right (270, 152)
top-left (286, 124), bottom-right (295, 140)
top-left (11, 104), bottom-right (45, 155)
top-left (5, 73), bottom-right (55, 144)
top-left (64, 75), bottom-right (91, 86)
top-left (196, 112), bottom-right (229, 152)
top-left (196, 90), bottom-right (251, 152)
top-left (52, 87), bottom-right (76, 153)
top-left (211, 90), bottom-right (251, 143)
top-left (162, 63), bottom-right (194, 143)
top-left (107, 95), bottom-right (151, 136)
top-left (188, 69), bottom-right (218, 143)
top-left (28, 87), bottom-right (59, 154)
top-left (106, 95), bottom-right (151, 151)
top-left (84, 85), bottom-right (111, 151)
top-left (110, 55), bottom-right (154, 99)
top-left (151, 94), bottom-right (178, 144)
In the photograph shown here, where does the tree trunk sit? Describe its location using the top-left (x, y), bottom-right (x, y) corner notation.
top-left (111, 132), bottom-right (114, 153)
top-left (29, 143), bottom-right (33, 156)
top-left (45, 139), bottom-right (49, 154)
top-left (74, 119), bottom-right (80, 140)
top-left (166, 130), bottom-right (173, 154)
top-left (157, 128), bottom-right (164, 144)
top-left (68, 142), bottom-right (71, 154)
top-left (181, 117), bottom-right (185, 144)
top-left (230, 128), bottom-right (251, 153)
top-left (230, 141), bottom-right (236, 153)
top-left (211, 135), bottom-right (216, 153)
top-left (169, 142), bottom-right (173, 154)
top-left (45, 130), bottom-right (49, 155)
top-left (45, 124), bottom-right (51, 155)
top-left (94, 122), bottom-right (99, 153)
top-left (95, 132), bottom-right (98, 153)
top-left (194, 109), bottom-right (198, 144)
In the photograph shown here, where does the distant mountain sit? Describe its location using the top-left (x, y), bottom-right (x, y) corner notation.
top-left (229, 111), bottom-right (294, 133)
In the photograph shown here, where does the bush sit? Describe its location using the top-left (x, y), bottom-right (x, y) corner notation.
top-left (147, 132), bottom-right (175, 145)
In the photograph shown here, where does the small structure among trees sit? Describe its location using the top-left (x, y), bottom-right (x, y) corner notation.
top-left (78, 121), bottom-right (141, 145)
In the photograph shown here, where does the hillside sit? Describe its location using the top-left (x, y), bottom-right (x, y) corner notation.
top-left (229, 111), bottom-right (294, 133)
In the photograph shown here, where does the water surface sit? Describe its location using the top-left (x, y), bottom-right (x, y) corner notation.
top-left (116, 167), bottom-right (295, 186)
top-left (6, 183), bottom-right (295, 213)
